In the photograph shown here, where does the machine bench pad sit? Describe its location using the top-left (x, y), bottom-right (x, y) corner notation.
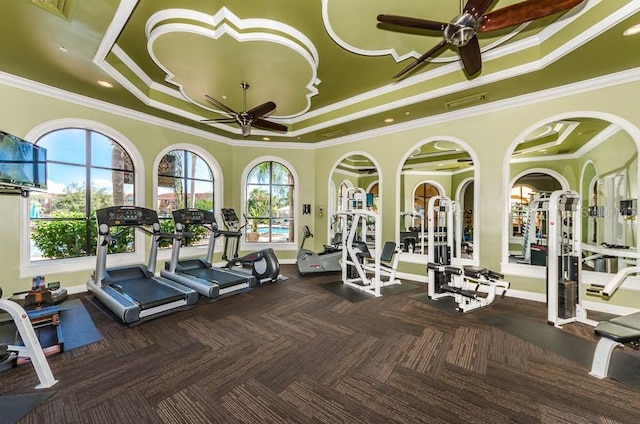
top-left (595, 321), bottom-right (640, 343)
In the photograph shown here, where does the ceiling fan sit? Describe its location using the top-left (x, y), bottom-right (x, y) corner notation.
top-left (377, 0), bottom-right (585, 78)
top-left (202, 82), bottom-right (288, 137)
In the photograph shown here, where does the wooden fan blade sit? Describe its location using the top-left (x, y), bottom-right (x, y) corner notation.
top-left (201, 118), bottom-right (237, 123)
top-left (248, 101), bottom-right (276, 118)
top-left (458, 35), bottom-right (482, 76)
top-left (463, 0), bottom-right (496, 18)
top-left (204, 94), bottom-right (238, 116)
top-left (393, 40), bottom-right (448, 79)
top-left (377, 14), bottom-right (447, 32)
top-left (253, 118), bottom-right (288, 132)
top-left (479, 0), bottom-right (585, 33)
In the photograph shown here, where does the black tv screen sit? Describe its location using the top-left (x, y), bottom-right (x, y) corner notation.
top-left (0, 130), bottom-right (47, 191)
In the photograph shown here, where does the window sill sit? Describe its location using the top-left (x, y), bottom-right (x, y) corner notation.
top-left (21, 252), bottom-right (146, 279)
top-left (240, 241), bottom-right (297, 252)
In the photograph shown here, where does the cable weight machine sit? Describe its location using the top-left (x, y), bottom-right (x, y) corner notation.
top-left (427, 196), bottom-right (454, 299)
top-left (547, 190), bottom-right (597, 327)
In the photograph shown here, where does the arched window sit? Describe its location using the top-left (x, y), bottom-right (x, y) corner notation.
top-left (29, 128), bottom-right (135, 261)
top-left (245, 161), bottom-right (294, 243)
top-left (337, 181), bottom-right (350, 210)
top-left (413, 182), bottom-right (441, 228)
top-left (157, 149), bottom-right (214, 215)
top-left (156, 149), bottom-right (214, 247)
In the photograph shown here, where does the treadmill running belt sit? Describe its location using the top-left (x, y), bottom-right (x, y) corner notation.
top-left (111, 277), bottom-right (184, 309)
top-left (182, 268), bottom-right (249, 289)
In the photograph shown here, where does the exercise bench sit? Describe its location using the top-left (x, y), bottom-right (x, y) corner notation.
top-left (590, 312), bottom-right (640, 378)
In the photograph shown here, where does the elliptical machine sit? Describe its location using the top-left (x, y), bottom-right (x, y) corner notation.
top-left (297, 225), bottom-right (342, 275)
top-left (220, 208), bottom-right (281, 284)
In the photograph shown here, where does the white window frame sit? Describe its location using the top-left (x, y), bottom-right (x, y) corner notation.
top-left (241, 156), bottom-right (298, 252)
top-left (152, 143), bottom-right (223, 263)
top-left (20, 119), bottom-right (145, 278)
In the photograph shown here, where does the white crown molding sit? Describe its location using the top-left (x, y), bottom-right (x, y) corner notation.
top-left (314, 66), bottom-right (640, 148)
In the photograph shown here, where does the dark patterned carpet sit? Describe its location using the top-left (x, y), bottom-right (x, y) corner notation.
top-left (2, 265), bottom-right (640, 423)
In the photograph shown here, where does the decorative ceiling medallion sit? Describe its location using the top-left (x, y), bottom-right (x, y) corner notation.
top-left (146, 8), bottom-right (320, 119)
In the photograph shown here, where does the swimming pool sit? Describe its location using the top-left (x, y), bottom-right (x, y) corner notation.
top-left (257, 225), bottom-right (291, 235)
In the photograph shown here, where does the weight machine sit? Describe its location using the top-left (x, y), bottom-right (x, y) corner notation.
top-left (427, 196), bottom-right (454, 300)
top-left (517, 192), bottom-right (551, 265)
top-left (337, 187), bottom-right (400, 297)
top-left (546, 190), bottom-right (598, 327)
top-left (400, 210), bottom-right (425, 254)
top-left (426, 195), bottom-right (509, 312)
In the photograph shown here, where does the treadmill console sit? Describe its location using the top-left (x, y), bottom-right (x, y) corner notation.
top-left (172, 208), bottom-right (215, 225)
top-left (96, 206), bottom-right (159, 227)
top-left (221, 208), bottom-right (240, 227)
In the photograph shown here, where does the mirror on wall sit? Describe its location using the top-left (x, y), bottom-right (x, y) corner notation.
top-left (399, 140), bottom-right (475, 262)
top-left (507, 117), bottom-right (638, 274)
top-left (329, 154), bottom-right (379, 244)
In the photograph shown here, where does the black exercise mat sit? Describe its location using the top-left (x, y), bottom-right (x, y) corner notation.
top-left (0, 391), bottom-right (55, 424)
top-left (410, 292), bottom-right (462, 315)
top-left (381, 281), bottom-right (421, 295)
top-left (319, 281), bottom-right (373, 303)
top-left (483, 314), bottom-right (595, 368)
top-left (483, 313), bottom-right (640, 389)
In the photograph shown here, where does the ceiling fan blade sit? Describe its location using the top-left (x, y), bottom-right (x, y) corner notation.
top-left (393, 40), bottom-right (448, 79)
top-left (479, 0), bottom-right (585, 33)
top-left (201, 118), bottom-right (237, 123)
top-left (377, 14), bottom-right (447, 31)
top-left (463, 0), bottom-right (496, 18)
top-left (458, 35), bottom-right (482, 76)
top-left (248, 101), bottom-right (276, 118)
top-left (253, 118), bottom-right (288, 132)
top-left (204, 94), bottom-right (238, 116)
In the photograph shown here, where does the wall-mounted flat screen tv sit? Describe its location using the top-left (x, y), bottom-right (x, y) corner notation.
top-left (0, 130), bottom-right (47, 191)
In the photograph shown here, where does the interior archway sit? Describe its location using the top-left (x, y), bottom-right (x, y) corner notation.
top-left (329, 153), bottom-right (380, 245)
top-left (504, 116), bottom-right (639, 277)
top-left (397, 139), bottom-right (477, 263)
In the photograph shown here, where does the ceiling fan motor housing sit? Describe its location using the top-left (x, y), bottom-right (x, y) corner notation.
top-left (445, 13), bottom-right (480, 47)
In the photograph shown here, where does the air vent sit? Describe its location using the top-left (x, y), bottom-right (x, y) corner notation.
top-left (444, 92), bottom-right (487, 111)
top-left (31, 0), bottom-right (76, 20)
top-left (321, 129), bottom-right (349, 139)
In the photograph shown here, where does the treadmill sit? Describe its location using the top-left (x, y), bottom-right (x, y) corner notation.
top-left (87, 206), bottom-right (199, 324)
top-left (161, 208), bottom-right (257, 298)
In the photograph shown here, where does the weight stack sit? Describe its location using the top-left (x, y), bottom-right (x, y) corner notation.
top-left (558, 279), bottom-right (577, 319)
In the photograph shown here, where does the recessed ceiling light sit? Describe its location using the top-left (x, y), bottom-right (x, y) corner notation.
top-left (405, 111), bottom-right (410, 116)
top-left (262, 137), bottom-right (270, 141)
top-left (539, 149), bottom-right (547, 152)
top-left (222, 95), bottom-right (227, 100)
top-left (97, 80), bottom-right (113, 88)
top-left (384, 118), bottom-right (394, 123)
top-left (58, 46), bottom-right (68, 53)
top-left (623, 24), bottom-right (640, 36)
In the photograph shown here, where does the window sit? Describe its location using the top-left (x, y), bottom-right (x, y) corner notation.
top-left (245, 161), bottom-right (294, 243)
top-left (337, 181), bottom-right (350, 210)
top-left (29, 128), bottom-right (135, 261)
top-left (156, 149), bottom-right (214, 247)
top-left (367, 182), bottom-right (379, 212)
top-left (413, 182), bottom-right (440, 228)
